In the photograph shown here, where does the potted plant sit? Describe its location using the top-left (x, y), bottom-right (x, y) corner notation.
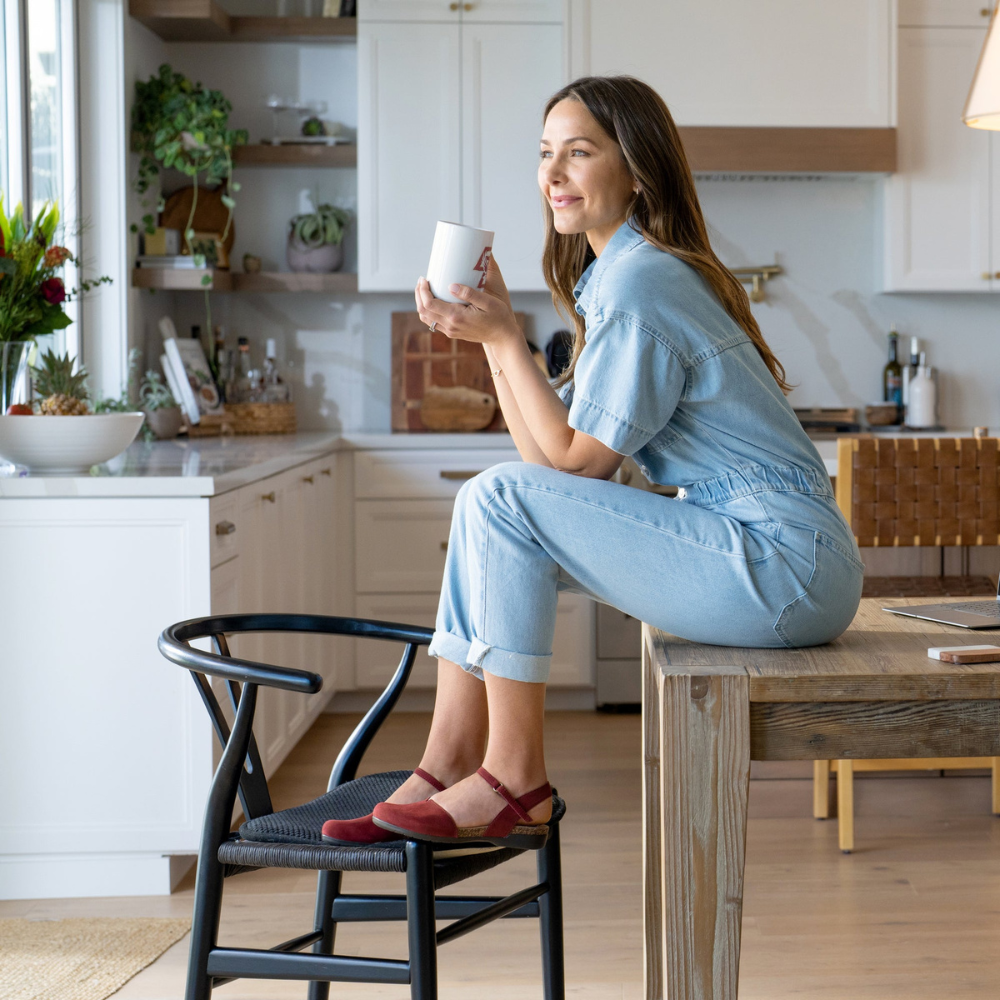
top-left (130, 64), bottom-right (248, 255)
top-left (139, 370), bottom-right (182, 440)
top-left (287, 201), bottom-right (350, 273)
top-left (0, 196), bottom-right (111, 413)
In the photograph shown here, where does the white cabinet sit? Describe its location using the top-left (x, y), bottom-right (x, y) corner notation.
top-left (569, 0), bottom-right (894, 127)
top-left (351, 448), bottom-right (595, 689)
top-left (360, 0), bottom-right (560, 23)
top-left (883, 27), bottom-right (994, 291)
top-left (461, 23), bottom-right (563, 288)
top-left (228, 457), bottom-right (343, 775)
top-left (899, 1), bottom-right (995, 27)
top-left (358, 22), bottom-right (461, 290)
top-left (358, 15), bottom-right (562, 291)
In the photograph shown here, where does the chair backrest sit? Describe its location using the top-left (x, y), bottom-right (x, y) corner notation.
top-left (835, 437), bottom-right (1000, 548)
top-left (159, 614), bottom-right (433, 824)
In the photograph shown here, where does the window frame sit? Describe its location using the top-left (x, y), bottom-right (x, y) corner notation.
top-left (3, 0), bottom-right (82, 359)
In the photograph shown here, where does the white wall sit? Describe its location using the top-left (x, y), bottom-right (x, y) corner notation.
top-left (697, 175), bottom-right (1000, 432)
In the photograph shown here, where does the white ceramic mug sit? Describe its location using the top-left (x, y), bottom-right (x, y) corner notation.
top-left (426, 221), bottom-right (494, 303)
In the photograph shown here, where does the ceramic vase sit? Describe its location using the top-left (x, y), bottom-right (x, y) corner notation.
top-left (286, 237), bottom-right (344, 274)
top-left (145, 406), bottom-right (184, 440)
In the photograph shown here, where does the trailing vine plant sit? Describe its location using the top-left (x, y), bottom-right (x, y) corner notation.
top-left (130, 64), bottom-right (248, 268)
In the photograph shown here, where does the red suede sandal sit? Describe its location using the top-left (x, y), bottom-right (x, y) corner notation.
top-left (371, 766), bottom-right (551, 851)
top-left (321, 768), bottom-right (445, 846)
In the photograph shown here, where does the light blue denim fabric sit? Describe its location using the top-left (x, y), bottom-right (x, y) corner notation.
top-left (427, 222), bottom-right (864, 683)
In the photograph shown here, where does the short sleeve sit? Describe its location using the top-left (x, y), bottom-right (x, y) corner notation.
top-left (567, 314), bottom-right (686, 456)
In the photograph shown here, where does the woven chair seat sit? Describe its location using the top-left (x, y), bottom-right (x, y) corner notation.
top-left (221, 769), bottom-right (566, 885)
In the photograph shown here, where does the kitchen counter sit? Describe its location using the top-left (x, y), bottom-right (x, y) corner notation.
top-left (0, 426), bottom-right (975, 497)
top-left (0, 430), bottom-right (517, 498)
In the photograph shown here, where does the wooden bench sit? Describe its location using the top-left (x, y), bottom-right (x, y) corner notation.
top-left (642, 597), bottom-right (1000, 1000)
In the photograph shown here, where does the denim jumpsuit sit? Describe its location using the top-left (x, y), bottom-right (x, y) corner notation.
top-left (427, 221), bottom-right (865, 684)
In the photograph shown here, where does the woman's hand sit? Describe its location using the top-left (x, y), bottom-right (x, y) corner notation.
top-left (415, 258), bottom-right (522, 348)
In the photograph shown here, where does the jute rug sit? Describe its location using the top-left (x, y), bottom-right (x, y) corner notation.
top-left (0, 916), bottom-right (190, 1000)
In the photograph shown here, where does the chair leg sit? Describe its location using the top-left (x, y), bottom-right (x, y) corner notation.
top-left (537, 825), bottom-right (565, 1000)
top-left (813, 760), bottom-right (831, 819)
top-left (992, 758), bottom-right (1000, 816)
top-left (306, 869), bottom-right (343, 1000)
top-left (837, 759), bottom-right (855, 853)
top-left (185, 851), bottom-right (226, 1000)
top-left (406, 840), bottom-right (438, 1000)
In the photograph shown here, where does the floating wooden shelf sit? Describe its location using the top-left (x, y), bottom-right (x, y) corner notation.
top-left (132, 267), bottom-right (224, 290)
top-left (679, 127), bottom-right (897, 173)
top-left (130, 0), bottom-right (357, 43)
top-left (233, 144), bottom-right (357, 167)
top-left (132, 268), bottom-right (358, 293)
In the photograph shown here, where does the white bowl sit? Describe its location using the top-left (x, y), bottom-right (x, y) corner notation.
top-left (0, 413), bottom-right (145, 474)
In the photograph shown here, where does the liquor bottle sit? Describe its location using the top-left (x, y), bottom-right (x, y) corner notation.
top-left (262, 338), bottom-right (291, 403)
top-left (234, 336), bottom-right (254, 403)
top-left (883, 328), bottom-right (903, 422)
top-left (210, 325), bottom-right (226, 382)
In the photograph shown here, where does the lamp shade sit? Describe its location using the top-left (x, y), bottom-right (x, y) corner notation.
top-left (965, 13), bottom-right (1000, 129)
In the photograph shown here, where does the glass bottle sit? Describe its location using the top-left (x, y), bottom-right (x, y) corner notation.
top-left (883, 328), bottom-right (903, 422)
top-left (234, 337), bottom-right (254, 403)
top-left (262, 338), bottom-right (291, 403)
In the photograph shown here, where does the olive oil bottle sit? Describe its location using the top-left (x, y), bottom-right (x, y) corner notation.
top-left (883, 327), bottom-right (903, 423)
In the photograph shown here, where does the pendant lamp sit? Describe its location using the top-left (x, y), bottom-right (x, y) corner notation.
top-left (965, 9), bottom-right (1000, 129)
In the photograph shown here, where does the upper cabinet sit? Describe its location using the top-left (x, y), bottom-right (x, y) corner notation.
top-left (358, 3), bottom-right (561, 291)
top-left (883, 26), bottom-right (996, 291)
top-left (360, 0), bottom-right (561, 22)
top-left (898, 1), bottom-right (996, 28)
top-left (568, 0), bottom-right (895, 128)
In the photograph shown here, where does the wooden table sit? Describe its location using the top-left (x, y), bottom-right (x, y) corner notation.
top-left (642, 597), bottom-right (1000, 1000)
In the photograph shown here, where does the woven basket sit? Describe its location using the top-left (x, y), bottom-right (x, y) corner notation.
top-left (227, 402), bottom-right (297, 435)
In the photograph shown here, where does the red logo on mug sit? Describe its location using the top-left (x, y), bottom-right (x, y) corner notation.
top-left (474, 246), bottom-right (493, 288)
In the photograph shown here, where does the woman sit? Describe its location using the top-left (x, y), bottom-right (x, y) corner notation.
top-left (323, 75), bottom-right (864, 850)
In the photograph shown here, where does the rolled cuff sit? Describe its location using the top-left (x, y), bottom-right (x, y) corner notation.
top-left (467, 637), bottom-right (551, 684)
top-left (569, 394), bottom-right (651, 456)
top-left (427, 630), bottom-right (551, 684)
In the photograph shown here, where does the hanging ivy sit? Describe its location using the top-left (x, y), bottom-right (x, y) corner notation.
top-left (130, 64), bottom-right (248, 250)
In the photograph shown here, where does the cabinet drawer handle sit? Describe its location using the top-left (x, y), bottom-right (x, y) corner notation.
top-left (449, 1), bottom-right (458, 8)
top-left (982, 7), bottom-right (993, 17)
top-left (303, 475), bottom-right (314, 484)
top-left (215, 520), bottom-right (236, 536)
top-left (321, 468), bottom-right (332, 476)
top-left (261, 491), bottom-right (276, 503)
top-left (440, 541), bottom-right (449, 551)
top-left (439, 470), bottom-right (483, 480)
top-left (463, 2), bottom-right (473, 8)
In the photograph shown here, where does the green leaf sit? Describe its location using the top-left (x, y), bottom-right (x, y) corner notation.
top-left (230, 181), bottom-right (241, 192)
top-left (220, 194), bottom-right (235, 210)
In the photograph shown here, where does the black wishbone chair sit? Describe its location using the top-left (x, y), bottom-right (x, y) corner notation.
top-left (158, 613), bottom-right (566, 1000)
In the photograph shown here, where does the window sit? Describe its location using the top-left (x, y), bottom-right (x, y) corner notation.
top-left (2, 0), bottom-right (79, 355)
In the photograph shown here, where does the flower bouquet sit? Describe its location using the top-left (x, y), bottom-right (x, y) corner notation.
top-left (0, 195), bottom-right (110, 412)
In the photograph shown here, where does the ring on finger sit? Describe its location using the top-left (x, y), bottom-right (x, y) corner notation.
top-left (429, 321), bottom-right (437, 333)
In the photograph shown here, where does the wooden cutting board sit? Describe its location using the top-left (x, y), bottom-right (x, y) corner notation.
top-left (391, 311), bottom-right (525, 433)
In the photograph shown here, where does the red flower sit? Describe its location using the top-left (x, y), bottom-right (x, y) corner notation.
top-left (44, 246), bottom-right (71, 268)
top-left (40, 277), bottom-right (66, 304)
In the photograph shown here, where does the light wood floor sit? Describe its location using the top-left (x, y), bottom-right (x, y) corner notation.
top-left (5, 711), bottom-right (1000, 998)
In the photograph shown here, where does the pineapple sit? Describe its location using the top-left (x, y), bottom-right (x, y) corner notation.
top-left (33, 350), bottom-right (91, 416)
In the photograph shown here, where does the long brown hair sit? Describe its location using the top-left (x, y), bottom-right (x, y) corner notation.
top-left (542, 76), bottom-right (790, 393)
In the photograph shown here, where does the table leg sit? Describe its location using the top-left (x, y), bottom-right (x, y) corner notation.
top-left (643, 648), bottom-right (750, 1000)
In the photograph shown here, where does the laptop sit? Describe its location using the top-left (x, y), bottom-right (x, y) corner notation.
top-left (884, 577), bottom-right (1000, 629)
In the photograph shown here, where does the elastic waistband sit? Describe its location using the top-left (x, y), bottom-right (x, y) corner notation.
top-left (677, 464), bottom-right (835, 506)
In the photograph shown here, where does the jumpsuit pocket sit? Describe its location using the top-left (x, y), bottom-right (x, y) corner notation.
top-left (773, 532), bottom-right (864, 648)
